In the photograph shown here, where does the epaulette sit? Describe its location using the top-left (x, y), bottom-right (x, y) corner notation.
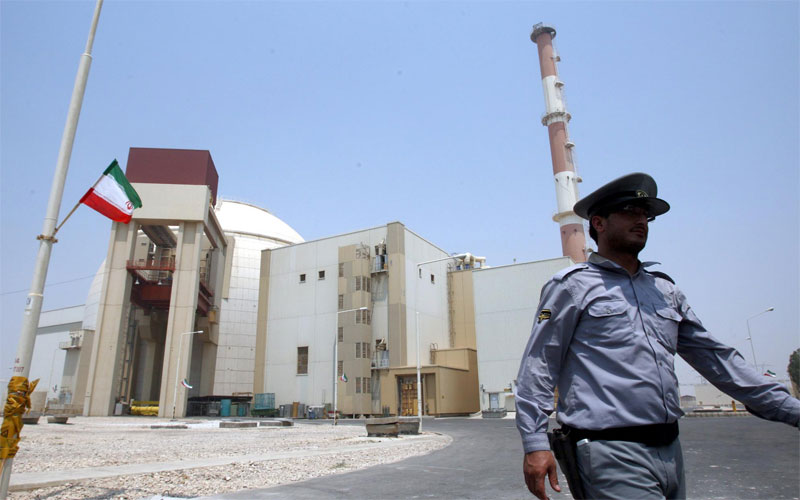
top-left (645, 269), bottom-right (675, 284)
top-left (552, 263), bottom-right (589, 282)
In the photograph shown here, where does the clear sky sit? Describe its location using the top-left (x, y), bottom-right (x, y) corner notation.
top-left (1, 1), bottom-right (798, 390)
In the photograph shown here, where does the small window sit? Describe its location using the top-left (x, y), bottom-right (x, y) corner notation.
top-left (338, 360), bottom-right (343, 377)
top-left (338, 294), bottom-right (344, 310)
top-left (339, 263), bottom-right (344, 278)
top-left (299, 274), bottom-right (306, 283)
top-left (318, 270), bottom-right (325, 280)
top-left (356, 311), bottom-right (362, 324)
top-left (338, 326), bottom-right (344, 342)
top-left (364, 377), bottom-right (371, 394)
top-left (356, 377), bottom-right (362, 394)
top-left (430, 274), bottom-right (435, 284)
top-left (356, 343), bottom-right (362, 358)
top-left (364, 342), bottom-right (371, 358)
top-left (355, 276), bottom-right (361, 291)
top-left (297, 346), bottom-right (308, 375)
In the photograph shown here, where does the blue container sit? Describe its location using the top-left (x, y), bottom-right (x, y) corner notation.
top-left (254, 393), bottom-right (275, 410)
top-left (220, 399), bottom-right (232, 417)
top-left (238, 403), bottom-right (248, 417)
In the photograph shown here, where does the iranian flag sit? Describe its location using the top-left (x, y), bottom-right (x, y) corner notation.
top-left (80, 160), bottom-right (142, 223)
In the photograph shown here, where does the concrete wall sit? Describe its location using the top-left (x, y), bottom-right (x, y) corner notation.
top-left (260, 226), bottom-right (390, 410)
top-left (473, 257), bottom-right (573, 412)
top-left (31, 305), bottom-right (84, 402)
top-left (432, 349), bottom-right (480, 415)
top-left (403, 228), bottom-right (450, 368)
top-left (213, 234), bottom-right (288, 395)
top-left (448, 270), bottom-right (476, 349)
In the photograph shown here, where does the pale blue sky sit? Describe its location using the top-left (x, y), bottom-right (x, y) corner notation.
top-left (1, 1), bottom-right (798, 387)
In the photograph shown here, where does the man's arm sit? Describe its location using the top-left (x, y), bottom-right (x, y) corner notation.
top-left (516, 278), bottom-right (580, 498)
top-left (675, 288), bottom-right (800, 426)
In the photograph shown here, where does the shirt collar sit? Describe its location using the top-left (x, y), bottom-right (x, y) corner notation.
top-left (587, 252), bottom-right (660, 276)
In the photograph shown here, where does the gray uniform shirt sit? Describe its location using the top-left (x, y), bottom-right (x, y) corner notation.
top-left (516, 253), bottom-right (800, 453)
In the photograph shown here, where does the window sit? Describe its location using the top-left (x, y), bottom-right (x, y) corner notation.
top-left (355, 377), bottom-right (371, 394)
top-left (338, 326), bottom-right (344, 342)
top-left (337, 360), bottom-right (343, 377)
top-left (297, 346), bottom-right (308, 375)
top-left (299, 273), bottom-right (306, 283)
top-left (339, 263), bottom-right (344, 278)
top-left (430, 273), bottom-right (435, 284)
top-left (356, 343), bottom-right (362, 358)
top-left (356, 309), bottom-right (371, 325)
top-left (364, 342), bottom-right (371, 359)
top-left (318, 270), bottom-right (325, 280)
top-left (355, 276), bottom-right (362, 291)
top-left (338, 294), bottom-right (344, 310)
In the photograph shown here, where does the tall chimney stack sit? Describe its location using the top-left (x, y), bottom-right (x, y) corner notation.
top-left (531, 23), bottom-right (587, 263)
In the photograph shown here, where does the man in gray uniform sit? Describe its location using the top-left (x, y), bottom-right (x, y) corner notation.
top-left (515, 173), bottom-right (800, 500)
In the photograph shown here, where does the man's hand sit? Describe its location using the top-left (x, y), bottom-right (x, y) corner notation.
top-left (523, 450), bottom-right (561, 500)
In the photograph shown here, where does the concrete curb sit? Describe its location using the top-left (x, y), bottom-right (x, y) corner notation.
top-left (8, 433), bottom-right (446, 492)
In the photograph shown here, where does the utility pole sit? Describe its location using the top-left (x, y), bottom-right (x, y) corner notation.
top-left (0, 2), bottom-right (104, 497)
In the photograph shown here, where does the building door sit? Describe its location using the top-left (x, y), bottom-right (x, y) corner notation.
top-left (399, 376), bottom-right (420, 416)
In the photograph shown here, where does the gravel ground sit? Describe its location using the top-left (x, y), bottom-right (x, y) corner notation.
top-left (8, 416), bottom-right (451, 499)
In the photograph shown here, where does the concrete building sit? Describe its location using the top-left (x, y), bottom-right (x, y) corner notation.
top-left (256, 222), bottom-right (484, 417)
top-left (27, 305), bottom-right (87, 412)
top-left (29, 147), bottom-right (577, 419)
top-left (29, 148), bottom-right (303, 417)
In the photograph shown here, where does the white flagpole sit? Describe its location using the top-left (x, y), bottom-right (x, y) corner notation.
top-left (0, 1), bottom-right (104, 497)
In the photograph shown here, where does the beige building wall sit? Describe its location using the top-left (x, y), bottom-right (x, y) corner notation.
top-left (83, 221), bottom-right (140, 416)
top-left (448, 270), bottom-right (476, 349)
top-left (378, 347), bottom-right (479, 416)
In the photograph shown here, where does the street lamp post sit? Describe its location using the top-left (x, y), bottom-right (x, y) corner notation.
top-left (746, 307), bottom-right (774, 370)
top-left (172, 330), bottom-right (203, 420)
top-left (415, 253), bottom-right (469, 431)
top-left (334, 307), bottom-right (368, 425)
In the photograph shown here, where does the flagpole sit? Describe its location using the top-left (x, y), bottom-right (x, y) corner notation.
top-left (54, 169), bottom-right (105, 236)
top-left (0, 1), bottom-right (104, 497)
top-left (53, 201), bottom-right (82, 236)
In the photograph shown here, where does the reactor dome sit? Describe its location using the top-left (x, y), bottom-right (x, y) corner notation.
top-left (213, 199), bottom-right (304, 244)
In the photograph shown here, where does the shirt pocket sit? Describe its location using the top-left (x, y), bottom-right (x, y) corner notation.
top-left (584, 299), bottom-right (632, 343)
top-left (653, 305), bottom-right (681, 354)
top-left (587, 299), bottom-right (629, 319)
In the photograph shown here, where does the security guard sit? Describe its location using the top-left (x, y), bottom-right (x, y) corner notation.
top-left (516, 173), bottom-right (800, 500)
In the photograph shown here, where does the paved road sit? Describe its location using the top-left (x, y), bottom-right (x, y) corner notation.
top-left (206, 416), bottom-right (799, 499)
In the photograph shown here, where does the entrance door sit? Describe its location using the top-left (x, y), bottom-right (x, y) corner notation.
top-left (399, 376), bottom-right (419, 416)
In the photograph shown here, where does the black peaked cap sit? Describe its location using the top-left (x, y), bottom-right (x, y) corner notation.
top-left (573, 172), bottom-right (670, 220)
